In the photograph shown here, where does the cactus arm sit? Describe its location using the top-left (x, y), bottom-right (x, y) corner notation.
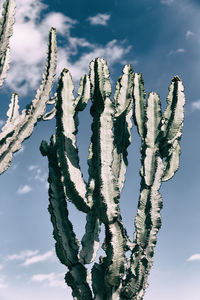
top-left (0, 0), bottom-right (15, 86)
top-left (133, 73), bottom-right (146, 138)
top-left (92, 258), bottom-right (109, 299)
top-left (161, 76), bottom-right (185, 143)
top-left (42, 106), bottom-right (56, 120)
top-left (121, 156), bottom-right (164, 300)
top-left (112, 64), bottom-right (134, 193)
top-left (162, 139), bottom-right (181, 181)
top-left (79, 211), bottom-right (101, 264)
top-left (160, 76), bottom-right (185, 181)
top-left (104, 219), bottom-right (128, 287)
top-left (88, 58), bottom-right (119, 224)
top-left (55, 69), bottom-right (91, 213)
top-left (40, 137), bottom-right (93, 300)
top-left (75, 74), bottom-right (90, 111)
top-left (120, 92), bottom-right (163, 299)
top-left (0, 27), bottom-right (57, 174)
top-left (47, 92), bottom-right (57, 104)
top-left (143, 92), bottom-right (162, 186)
top-left (5, 92), bottom-right (19, 123)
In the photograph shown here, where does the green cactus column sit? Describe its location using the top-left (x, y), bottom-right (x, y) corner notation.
top-left (121, 74), bottom-right (185, 299)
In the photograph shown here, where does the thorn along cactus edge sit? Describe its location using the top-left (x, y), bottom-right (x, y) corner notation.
top-left (0, 0), bottom-right (57, 174)
top-left (40, 58), bottom-right (185, 299)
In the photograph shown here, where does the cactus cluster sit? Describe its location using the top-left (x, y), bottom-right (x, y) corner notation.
top-left (0, 0), bottom-right (57, 174)
top-left (40, 58), bottom-right (185, 299)
top-left (0, 0), bottom-right (185, 298)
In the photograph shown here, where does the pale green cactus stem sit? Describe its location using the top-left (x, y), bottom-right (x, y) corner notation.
top-left (0, 27), bottom-right (57, 174)
top-left (40, 136), bottom-right (93, 300)
top-left (89, 59), bottom-right (134, 297)
top-left (121, 74), bottom-right (185, 299)
top-left (55, 68), bottom-right (91, 213)
top-left (0, 0), bottom-right (15, 86)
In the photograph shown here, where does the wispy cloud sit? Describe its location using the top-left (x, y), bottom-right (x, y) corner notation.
top-left (186, 30), bottom-right (194, 38)
top-left (0, 119), bottom-right (5, 127)
top-left (31, 272), bottom-right (65, 288)
top-left (161, 0), bottom-right (174, 4)
top-left (0, 265), bottom-right (3, 271)
top-left (7, 249), bottom-right (55, 266)
top-left (7, 250), bottom-right (39, 261)
top-left (28, 165), bottom-right (47, 183)
top-left (87, 13), bottom-right (111, 26)
top-left (23, 250), bottom-right (54, 266)
top-left (191, 100), bottom-right (200, 111)
top-left (168, 48), bottom-right (185, 56)
top-left (16, 184), bottom-right (32, 194)
top-left (0, 276), bottom-right (7, 289)
top-left (187, 254), bottom-right (200, 261)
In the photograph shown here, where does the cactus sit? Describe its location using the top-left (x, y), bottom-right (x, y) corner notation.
top-left (0, 0), bottom-right (57, 174)
top-left (40, 58), bottom-right (185, 299)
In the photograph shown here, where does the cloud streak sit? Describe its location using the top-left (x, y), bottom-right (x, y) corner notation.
top-left (87, 13), bottom-right (111, 26)
top-left (7, 250), bottom-right (39, 261)
top-left (161, 0), bottom-right (174, 4)
top-left (168, 48), bottom-right (185, 56)
top-left (16, 184), bottom-right (32, 194)
top-left (191, 100), bottom-right (200, 111)
top-left (31, 272), bottom-right (65, 288)
top-left (187, 254), bottom-right (200, 261)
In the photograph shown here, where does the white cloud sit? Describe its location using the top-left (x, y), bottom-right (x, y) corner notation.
top-left (168, 48), bottom-right (185, 56)
top-left (191, 100), bottom-right (200, 111)
top-left (23, 250), bottom-right (54, 266)
top-left (0, 119), bottom-right (5, 127)
top-left (16, 184), bottom-right (32, 194)
top-left (28, 165), bottom-right (47, 183)
top-left (0, 265), bottom-right (3, 271)
top-left (186, 30), bottom-right (194, 38)
top-left (61, 40), bottom-right (132, 83)
top-left (4, 0), bottom-right (131, 95)
top-left (6, 0), bottom-right (77, 95)
top-left (31, 272), bottom-right (65, 288)
top-left (7, 249), bottom-right (39, 261)
top-left (161, 0), bottom-right (174, 4)
top-left (0, 276), bottom-right (7, 289)
top-left (28, 165), bottom-right (38, 171)
top-left (87, 13), bottom-right (111, 26)
top-left (187, 254), bottom-right (200, 261)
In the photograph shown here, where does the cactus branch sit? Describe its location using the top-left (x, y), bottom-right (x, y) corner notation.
top-left (0, 27), bottom-right (57, 174)
top-left (0, 0), bottom-right (15, 86)
top-left (55, 69), bottom-right (91, 213)
top-left (40, 136), bottom-right (93, 299)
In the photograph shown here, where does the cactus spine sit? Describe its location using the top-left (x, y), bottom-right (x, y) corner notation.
top-left (0, 0), bottom-right (57, 174)
top-left (40, 58), bottom-right (185, 299)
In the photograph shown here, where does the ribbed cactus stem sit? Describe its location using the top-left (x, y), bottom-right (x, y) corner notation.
top-left (55, 68), bottom-right (91, 213)
top-left (121, 74), bottom-right (185, 299)
top-left (88, 58), bottom-right (119, 224)
top-left (40, 136), bottom-right (93, 300)
top-left (0, 0), bottom-right (15, 86)
top-left (0, 27), bottom-right (57, 174)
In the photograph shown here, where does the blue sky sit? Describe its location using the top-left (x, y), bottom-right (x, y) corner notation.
top-left (0, 0), bottom-right (200, 299)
